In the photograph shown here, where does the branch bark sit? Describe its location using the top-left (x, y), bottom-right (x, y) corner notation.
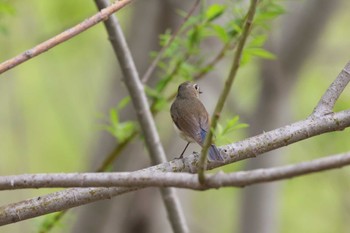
top-left (94, 0), bottom-right (188, 232)
top-left (1, 152), bottom-right (350, 190)
top-left (312, 63), bottom-right (350, 116)
top-left (1, 105), bottom-right (350, 225)
top-left (0, 0), bottom-right (132, 75)
top-left (0, 60), bottom-right (349, 226)
top-left (0, 1), bottom-right (346, 229)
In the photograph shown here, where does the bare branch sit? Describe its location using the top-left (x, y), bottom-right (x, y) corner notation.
top-left (94, 0), bottom-right (188, 232)
top-left (1, 108), bottom-right (350, 226)
top-left (0, 186), bottom-right (135, 226)
top-left (222, 110), bottom-right (350, 164)
top-left (312, 61), bottom-right (350, 116)
top-left (0, 0), bottom-right (132, 75)
top-left (1, 62), bottom-right (349, 226)
top-left (1, 152), bottom-right (350, 190)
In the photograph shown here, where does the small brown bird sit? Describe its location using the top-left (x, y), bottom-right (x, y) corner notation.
top-left (170, 81), bottom-right (224, 161)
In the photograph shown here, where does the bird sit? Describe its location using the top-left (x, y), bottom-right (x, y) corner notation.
top-left (170, 81), bottom-right (224, 161)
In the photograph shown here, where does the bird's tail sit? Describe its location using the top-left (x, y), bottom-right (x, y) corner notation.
top-left (208, 144), bottom-right (225, 161)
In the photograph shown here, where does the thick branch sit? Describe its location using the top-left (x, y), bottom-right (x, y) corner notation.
top-left (1, 152), bottom-right (350, 190)
top-left (1, 108), bottom-right (350, 226)
top-left (1, 62), bottom-right (349, 226)
top-left (312, 61), bottom-right (350, 116)
top-left (94, 0), bottom-right (188, 232)
top-left (0, 0), bottom-right (132, 75)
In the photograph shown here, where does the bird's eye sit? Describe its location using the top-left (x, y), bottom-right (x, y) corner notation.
top-left (194, 84), bottom-right (202, 94)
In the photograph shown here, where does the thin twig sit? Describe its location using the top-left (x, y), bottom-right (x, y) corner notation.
top-left (2, 152), bottom-right (350, 190)
top-left (0, 0), bottom-right (132, 75)
top-left (198, 0), bottom-right (259, 183)
top-left (141, 0), bottom-right (201, 83)
top-left (94, 0), bottom-right (188, 232)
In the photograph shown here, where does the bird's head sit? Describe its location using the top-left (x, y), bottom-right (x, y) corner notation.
top-left (176, 81), bottom-right (202, 99)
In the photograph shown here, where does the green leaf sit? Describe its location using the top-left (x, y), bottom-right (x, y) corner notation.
top-left (182, 15), bottom-right (202, 31)
top-left (159, 30), bottom-right (171, 47)
top-left (152, 97), bottom-right (168, 112)
top-left (240, 51), bottom-right (251, 66)
top-left (145, 85), bottom-right (162, 98)
top-left (223, 116), bottom-right (239, 133)
top-left (106, 118), bottom-right (137, 143)
top-left (249, 35), bottom-right (268, 47)
top-left (255, 3), bottom-right (285, 22)
top-left (246, 47), bottom-right (276, 59)
top-left (206, 4), bottom-right (226, 22)
top-left (216, 123), bottom-right (223, 135)
top-left (188, 25), bottom-right (202, 48)
top-left (227, 20), bottom-right (243, 38)
top-left (117, 96), bottom-right (131, 110)
top-left (210, 24), bottom-right (229, 43)
top-left (155, 77), bottom-right (172, 92)
top-left (109, 109), bottom-right (119, 127)
top-left (215, 116), bottom-right (249, 144)
top-left (115, 121), bottom-right (136, 143)
top-left (179, 62), bottom-right (197, 78)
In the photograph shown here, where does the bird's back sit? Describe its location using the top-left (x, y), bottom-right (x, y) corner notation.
top-left (171, 97), bottom-right (209, 145)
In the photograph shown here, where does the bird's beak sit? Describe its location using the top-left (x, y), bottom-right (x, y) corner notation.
top-left (199, 90), bottom-right (203, 94)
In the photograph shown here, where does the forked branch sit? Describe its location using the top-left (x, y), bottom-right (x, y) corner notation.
top-left (0, 61), bottom-right (350, 226)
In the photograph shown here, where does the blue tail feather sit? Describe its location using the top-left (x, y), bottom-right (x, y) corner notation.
top-left (200, 128), bottom-right (207, 143)
top-left (208, 144), bottom-right (225, 161)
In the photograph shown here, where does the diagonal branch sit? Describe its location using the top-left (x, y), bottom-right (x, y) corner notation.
top-left (0, 0), bottom-right (132, 75)
top-left (1, 152), bottom-right (350, 190)
top-left (312, 61), bottom-right (350, 116)
top-left (0, 62), bottom-right (349, 226)
top-left (198, 0), bottom-right (259, 182)
top-left (1, 108), bottom-right (350, 226)
top-left (94, 0), bottom-right (188, 232)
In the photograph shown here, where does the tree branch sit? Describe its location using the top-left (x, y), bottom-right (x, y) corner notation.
top-left (198, 0), bottom-right (259, 182)
top-left (1, 152), bottom-right (350, 190)
top-left (0, 0), bottom-right (132, 75)
top-left (1, 61), bottom-right (349, 226)
top-left (94, 0), bottom-right (188, 232)
top-left (1, 108), bottom-right (350, 226)
top-left (312, 61), bottom-right (350, 116)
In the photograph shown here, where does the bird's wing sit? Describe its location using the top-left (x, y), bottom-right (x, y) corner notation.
top-left (171, 99), bottom-right (209, 145)
top-left (197, 102), bottom-right (210, 145)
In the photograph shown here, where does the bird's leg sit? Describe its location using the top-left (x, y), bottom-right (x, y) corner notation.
top-left (177, 142), bottom-right (190, 159)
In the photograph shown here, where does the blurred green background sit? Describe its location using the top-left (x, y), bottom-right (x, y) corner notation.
top-left (1, 0), bottom-right (350, 233)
